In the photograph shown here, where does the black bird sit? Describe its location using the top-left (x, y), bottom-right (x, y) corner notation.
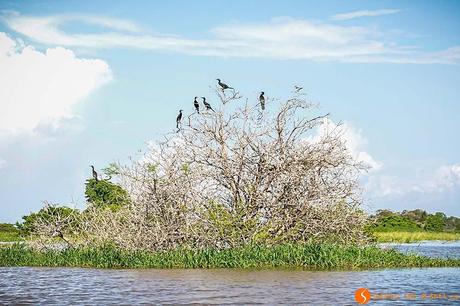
top-left (294, 85), bottom-right (303, 92)
top-left (259, 91), bottom-right (265, 110)
top-left (216, 78), bottom-right (233, 91)
top-left (193, 97), bottom-right (200, 114)
top-left (202, 97), bottom-right (215, 112)
top-left (90, 165), bottom-right (98, 181)
top-left (176, 110), bottom-right (183, 129)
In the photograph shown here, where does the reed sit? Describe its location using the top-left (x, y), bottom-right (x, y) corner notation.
top-left (1, 243), bottom-right (459, 269)
top-left (374, 231), bottom-right (460, 243)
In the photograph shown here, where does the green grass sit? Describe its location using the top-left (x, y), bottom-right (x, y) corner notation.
top-left (1, 243), bottom-right (459, 269)
top-left (0, 223), bottom-right (22, 242)
top-left (0, 231), bottom-right (22, 242)
top-left (374, 231), bottom-right (460, 243)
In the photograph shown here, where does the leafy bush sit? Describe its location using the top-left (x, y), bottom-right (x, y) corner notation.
top-left (425, 212), bottom-right (446, 232)
top-left (371, 215), bottom-right (421, 232)
top-left (85, 179), bottom-right (129, 210)
top-left (370, 209), bottom-right (458, 233)
top-left (18, 205), bottom-right (80, 236)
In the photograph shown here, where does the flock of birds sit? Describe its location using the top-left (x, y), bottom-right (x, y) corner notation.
top-left (90, 81), bottom-right (304, 180)
top-left (175, 78), bottom-right (268, 129)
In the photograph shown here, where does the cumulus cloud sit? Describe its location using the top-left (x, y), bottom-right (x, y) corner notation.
top-left (367, 163), bottom-right (460, 199)
top-left (2, 12), bottom-right (460, 64)
top-left (0, 32), bottom-right (112, 132)
top-left (430, 164), bottom-right (460, 190)
top-left (310, 118), bottom-right (382, 171)
top-left (331, 9), bottom-right (401, 21)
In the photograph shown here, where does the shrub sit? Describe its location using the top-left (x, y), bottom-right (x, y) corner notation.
top-left (85, 179), bottom-right (129, 210)
top-left (425, 212), bottom-right (446, 232)
top-left (18, 205), bottom-right (80, 239)
top-left (371, 215), bottom-right (421, 232)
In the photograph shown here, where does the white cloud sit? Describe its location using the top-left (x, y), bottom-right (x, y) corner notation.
top-left (367, 163), bottom-right (460, 199)
top-left (366, 175), bottom-right (410, 198)
top-left (0, 32), bottom-right (112, 132)
top-left (331, 9), bottom-right (401, 21)
top-left (2, 12), bottom-right (459, 64)
top-left (430, 164), bottom-right (460, 190)
top-left (310, 118), bottom-right (382, 171)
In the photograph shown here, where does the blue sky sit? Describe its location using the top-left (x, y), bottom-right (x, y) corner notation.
top-left (0, 0), bottom-right (459, 222)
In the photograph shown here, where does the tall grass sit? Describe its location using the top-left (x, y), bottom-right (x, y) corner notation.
top-left (0, 231), bottom-right (22, 242)
top-left (374, 231), bottom-right (460, 243)
top-left (1, 243), bottom-right (459, 269)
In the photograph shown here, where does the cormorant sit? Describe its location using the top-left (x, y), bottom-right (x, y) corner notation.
top-left (176, 110), bottom-right (183, 129)
top-left (202, 97), bottom-right (215, 112)
top-left (90, 165), bottom-right (98, 181)
top-left (194, 97), bottom-right (200, 114)
top-left (216, 78), bottom-right (233, 91)
top-left (259, 91), bottom-right (265, 110)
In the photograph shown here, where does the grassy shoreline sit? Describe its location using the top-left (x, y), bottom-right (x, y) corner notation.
top-left (1, 243), bottom-right (459, 270)
top-left (373, 231), bottom-right (460, 243)
top-left (0, 230), bottom-right (21, 242)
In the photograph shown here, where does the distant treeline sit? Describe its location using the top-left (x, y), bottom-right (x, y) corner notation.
top-left (370, 209), bottom-right (460, 233)
top-left (0, 223), bottom-right (17, 232)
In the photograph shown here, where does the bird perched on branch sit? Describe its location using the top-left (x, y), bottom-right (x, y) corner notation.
top-left (90, 165), bottom-right (98, 181)
top-left (202, 97), bottom-right (215, 112)
top-left (216, 78), bottom-right (233, 91)
top-left (193, 97), bottom-right (200, 114)
top-left (259, 91), bottom-right (265, 110)
top-left (176, 110), bottom-right (183, 129)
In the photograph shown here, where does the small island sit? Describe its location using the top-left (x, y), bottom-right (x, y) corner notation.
top-left (1, 86), bottom-right (459, 270)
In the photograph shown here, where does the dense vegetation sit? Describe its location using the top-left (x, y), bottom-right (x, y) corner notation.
top-left (1, 243), bottom-right (459, 269)
top-left (368, 209), bottom-right (460, 242)
top-left (369, 209), bottom-right (460, 233)
top-left (0, 223), bottom-right (21, 242)
top-left (84, 175), bottom-right (129, 210)
top-left (17, 206), bottom-right (80, 236)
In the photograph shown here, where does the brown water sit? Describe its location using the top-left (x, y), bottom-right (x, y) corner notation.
top-left (1, 242), bottom-right (459, 305)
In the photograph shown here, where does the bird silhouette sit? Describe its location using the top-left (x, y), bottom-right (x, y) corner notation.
top-left (193, 97), bottom-right (200, 114)
top-left (259, 91), bottom-right (265, 110)
top-left (90, 165), bottom-right (98, 181)
top-left (176, 110), bottom-right (183, 129)
top-left (294, 85), bottom-right (303, 92)
top-left (202, 97), bottom-right (215, 112)
top-left (216, 78), bottom-right (233, 90)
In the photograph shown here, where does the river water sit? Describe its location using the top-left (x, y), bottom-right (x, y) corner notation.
top-left (1, 241), bottom-right (459, 305)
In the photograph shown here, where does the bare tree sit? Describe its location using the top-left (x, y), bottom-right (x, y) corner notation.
top-left (29, 86), bottom-right (370, 251)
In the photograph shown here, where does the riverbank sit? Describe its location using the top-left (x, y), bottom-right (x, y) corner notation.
top-left (373, 231), bottom-right (460, 243)
top-left (1, 243), bottom-right (459, 269)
